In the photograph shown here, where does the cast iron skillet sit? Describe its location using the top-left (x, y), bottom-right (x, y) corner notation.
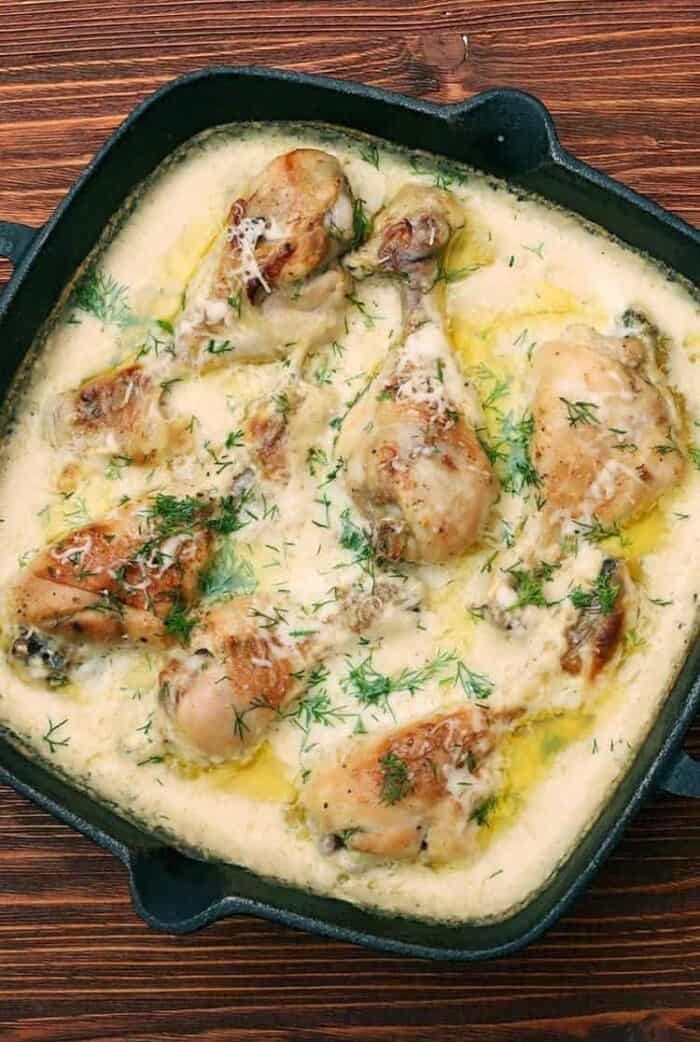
top-left (0, 67), bottom-right (699, 961)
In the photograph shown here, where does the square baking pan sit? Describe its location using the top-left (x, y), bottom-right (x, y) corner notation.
top-left (0, 66), bottom-right (699, 960)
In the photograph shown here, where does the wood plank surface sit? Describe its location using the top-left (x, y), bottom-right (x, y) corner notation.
top-left (0, 2), bottom-right (699, 1039)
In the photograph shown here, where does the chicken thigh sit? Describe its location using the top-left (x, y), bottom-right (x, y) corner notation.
top-left (532, 324), bottom-right (684, 533)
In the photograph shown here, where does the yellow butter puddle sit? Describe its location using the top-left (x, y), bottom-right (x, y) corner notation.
top-left (480, 709), bottom-right (593, 842)
top-left (478, 677), bottom-right (624, 846)
top-left (131, 217), bottom-right (223, 325)
top-left (170, 741), bottom-right (296, 804)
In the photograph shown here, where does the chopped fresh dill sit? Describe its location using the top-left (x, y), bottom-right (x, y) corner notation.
top-left (204, 441), bottom-right (235, 475)
top-left (42, 717), bottom-right (70, 754)
top-left (342, 649), bottom-right (455, 709)
top-left (145, 494), bottom-right (207, 540)
top-left (312, 492), bottom-right (332, 530)
top-left (359, 142), bottom-right (380, 169)
top-left (351, 196), bottom-right (371, 248)
top-left (209, 493), bottom-right (253, 535)
top-left (63, 495), bottom-right (89, 527)
top-left (569, 569), bottom-right (620, 615)
top-left (432, 162), bottom-right (464, 190)
top-left (225, 429), bottom-right (244, 449)
top-left (329, 368), bottom-right (377, 437)
top-left (345, 293), bottom-right (380, 329)
top-left (164, 598), bottom-right (195, 644)
top-left (105, 454), bottom-right (133, 480)
top-left (71, 267), bottom-right (132, 326)
top-left (319, 456), bottom-right (347, 487)
top-left (572, 516), bottom-right (625, 545)
top-left (480, 550), bottom-right (498, 574)
top-left (453, 661), bottom-right (494, 700)
top-left (688, 445), bottom-right (700, 470)
top-left (560, 398), bottom-right (600, 427)
top-left (498, 412), bottom-right (541, 495)
top-left (339, 508), bottom-right (375, 571)
top-left (136, 331), bottom-right (175, 360)
top-left (379, 751), bottom-right (412, 805)
top-left (522, 241), bottom-right (545, 258)
top-left (623, 627), bottom-right (647, 654)
top-left (470, 794), bottom-right (497, 826)
top-left (470, 364), bottom-right (511, 410)
top-left (143, 492), bottom-right (251, 549)
top-left (502, 560), bottom-right (560, 610)
top-left (207, 338), bottom-right (234, 355)
top-left (286, 675), bottom-right (348, 746)
top-left (135, 713), bottom-right (153, 737)
top-left (433, 258), bottom-right (480, 285)
top-left (306, 446), bottom-right (329, 477)
top-left (273, 392), bottom-right (290, 416)
top-left (653, 439), bottom-right (680, 457)
top-left (200, 542), bottom-right (257, 601)
top-left (313, 358), bottom-right (337, 386)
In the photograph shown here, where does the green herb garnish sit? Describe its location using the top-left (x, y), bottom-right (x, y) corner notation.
top-left (71, 268), bottom-right (132, 326)
top-left (379, 751), bottom-right (412, 805)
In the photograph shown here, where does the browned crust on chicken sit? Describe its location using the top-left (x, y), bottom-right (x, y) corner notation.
top-left (216, 149), bottom-right (353, 302)
top-left (245, 402), bottom-right (290, 481)
top-left (12, 503), bottom-right (212, 645)
top-left (73, 365), bottom-right (151, 435)
top-left (302, 706), bottom-right (502, 861)
top-left (158, 600), bottom-right (307, 761)
top-left (561, 558), bottom-right (631, 679)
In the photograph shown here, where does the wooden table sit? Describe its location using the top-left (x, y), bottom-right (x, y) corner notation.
top-left (1, 2), bottom-right (699, 1039)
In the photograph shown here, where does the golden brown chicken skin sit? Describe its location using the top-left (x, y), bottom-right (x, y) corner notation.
top-left (561, 557), bottom-right (634, 679)
top-left (158, 599), bottom-right (312, 763)
top-left (176, 149), bottom-right (355, 366)
top-left (532, 324), bottom-right (684, 533)
top-left (11, 497), bottom-right (212, 646)
top-left (45, 364), bottom-right (184, 463)
top-left (302, 706), bottom-right (503, 862)
top-left (217, 148), bottom-right (355, 301)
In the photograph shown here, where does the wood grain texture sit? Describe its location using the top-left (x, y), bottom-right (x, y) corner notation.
top-left (0, 1), bottom-right (699, 1039)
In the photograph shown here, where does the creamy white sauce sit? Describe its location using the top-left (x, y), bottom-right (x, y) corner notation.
top-left (0, 123), bottom-right (698, 924)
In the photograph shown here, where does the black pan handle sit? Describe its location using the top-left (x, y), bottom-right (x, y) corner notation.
top-left (127, 846), bottom-right (230, 933)
top-left (658, 750), bottom-right (700, 798)
top-left (445, 88), bottom-right (560, 177)
top-left (0, 220), bottom-right (41, 270)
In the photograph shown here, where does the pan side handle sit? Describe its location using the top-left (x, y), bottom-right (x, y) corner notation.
top-left (127, 846), bottom-right (231, 933)
top-left (0, 220), bottom-right (41, 277)
top-left (445, 88), bottom-right (561, 177)
top-left (658, 751), bottom-right (700, 798)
